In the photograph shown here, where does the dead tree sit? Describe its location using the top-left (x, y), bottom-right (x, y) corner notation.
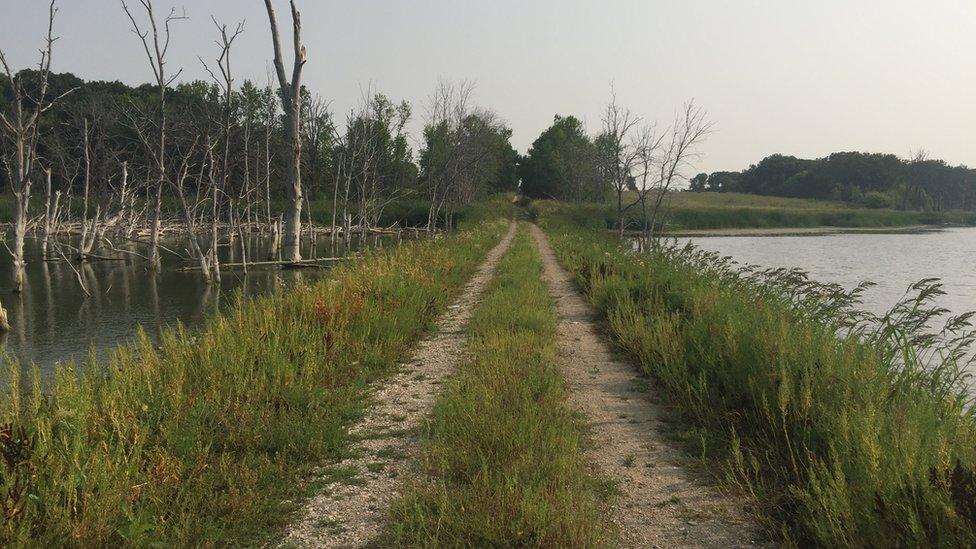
top-left (0, 0), bottom-right (74, 330)
top-left (630, 124), bottom-right (665, 247)
top-left (263, 0), bottom-right (307, 263)
top-left (644, 101), bottom-right (711, 243)
top-left (600, 89), bottom-right (641, 238)
top-left (120, 0), bottom-right (186, 270)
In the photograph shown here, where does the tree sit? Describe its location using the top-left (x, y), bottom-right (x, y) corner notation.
top-left (120, 0), bottom-right (187, 270)
top-left (0, 0), bottom-right (75, 330)
top-left (689, 173), bottom-right (708, 191)
top-left (598, 90), bottom-right (641, 237)
top-left (519, 115), bottom-right (603, 201)
top-left (263, 0), bottom-right (307, 263)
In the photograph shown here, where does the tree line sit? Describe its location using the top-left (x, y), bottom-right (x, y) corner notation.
top-left (0, 0), bottom-right (517, 331)
top-left (688, 151), bottom-right (976, 211)
top-left (519, 95), bottom-right (710, 241)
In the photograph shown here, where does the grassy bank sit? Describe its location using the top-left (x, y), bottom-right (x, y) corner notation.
top-left (0, 217), bottom-right (508, 546)
top-left (537, 202), bottom-right (976, 546)
top-left (541, 192), bottom-right (976, 231)
top-left (384, 224), bottom-right (608, 547)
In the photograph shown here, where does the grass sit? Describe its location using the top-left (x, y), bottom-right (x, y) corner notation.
top-left (535, 191), bottom-right (976, 231)
top-left (537, 201), bottom-right (976, 546)
top-left (0, 215), bottom-right (509, 546)
top-left (384, 223), bottom-right (608, 547)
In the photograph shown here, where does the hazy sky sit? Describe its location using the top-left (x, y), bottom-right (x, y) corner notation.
top-left (2, 0), bottom-right (974, 174)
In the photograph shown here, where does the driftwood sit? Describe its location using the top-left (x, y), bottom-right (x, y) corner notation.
top-left (176, 256), bottom-right (351, 272)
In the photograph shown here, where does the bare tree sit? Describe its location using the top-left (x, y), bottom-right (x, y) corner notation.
top-left (120, 0), bottom-right (186, 270)
top-left (263, 0), bottom-right (307, 263)
top-left (0, 0), bottom-right (75, 330)
top-left (644, 101), bottom-right (711, 244)
top-left (599, 89), bottom-right (642, 238)
top-left (630, 123), bottom-right (665, 245)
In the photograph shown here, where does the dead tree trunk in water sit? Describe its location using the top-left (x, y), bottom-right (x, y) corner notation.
top-left (121, 0), bottom-right (186, 270)
top-left (0, 0), bottom-right (75, 329)
top-left (263, 0), bottom-right (306, 263)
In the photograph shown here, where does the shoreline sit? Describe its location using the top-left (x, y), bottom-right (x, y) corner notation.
top-left (663, 224), bottom-right (948, 237)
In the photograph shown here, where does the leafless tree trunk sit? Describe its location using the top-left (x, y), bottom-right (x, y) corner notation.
top-left (0, 0), bottom-right (75, 329)
top-left (263, 0), bottom-right (307, 263)
top-left (645, 101), bottom-right (711, 244)
top-left (120, 0), bottom-right (186, 270)
top-left (41, 168), bottom-right (55, 260)
top-left (600, 89), bottom-right (641, 239)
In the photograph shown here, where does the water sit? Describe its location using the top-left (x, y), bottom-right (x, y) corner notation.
top-left (0, 232), bottom-right (388, 378)
top-left (681, 227), bottom-right (976, 318)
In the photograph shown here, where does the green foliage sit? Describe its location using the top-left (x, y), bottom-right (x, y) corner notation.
top-left (0, 219), bottom-right (509, 546)
top-left (538, 203), bottom-right (976, 546)
top-left (386, 225), bottom-right (607, 547)
top-left (695, 151), bottom-right (976, 211)
top-left (519, 115), bottom-right (605, 201)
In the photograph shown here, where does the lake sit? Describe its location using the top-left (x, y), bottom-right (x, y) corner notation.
top-left (0, 232), bottom-right (391, 379)
top-left (682, 227), bottom-right (976, 319)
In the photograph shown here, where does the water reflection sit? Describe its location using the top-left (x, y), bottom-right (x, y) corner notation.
top-left (0, 232), bottom-right (385, 378)
top-left (678, 227), bottom-right (976, 317)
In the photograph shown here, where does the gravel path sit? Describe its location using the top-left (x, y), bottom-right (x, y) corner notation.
top-left (530, 224), bottom-right (765, 549)
top-left (280, 221), bottom-right (517, 548)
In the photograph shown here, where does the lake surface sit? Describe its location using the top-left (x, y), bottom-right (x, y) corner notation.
top-left (0, 232), bottom-right (389, 379)
top-left (682, 227), bottom-right (976, 319)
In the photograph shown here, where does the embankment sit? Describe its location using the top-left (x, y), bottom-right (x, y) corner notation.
top-left (0, 217), bottom-right (509, 546)
top-left (536, 202), bottom-right (976, 546)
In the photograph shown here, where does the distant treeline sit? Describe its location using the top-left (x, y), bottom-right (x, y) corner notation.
top-left (689, 152), bottom-right (976, 211)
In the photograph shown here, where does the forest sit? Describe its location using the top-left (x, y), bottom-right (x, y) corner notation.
top-left (688, 151), bottom-right (976, 211)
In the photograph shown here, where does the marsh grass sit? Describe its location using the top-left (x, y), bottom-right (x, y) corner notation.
top-left (539, 202), bottom-right (976, 546)
top-left (529, 193), bottom-right (976, 232)
top-left (0, 218), bottom-right (508, 546)
top-left (384, 224), bottom-right (608, 547)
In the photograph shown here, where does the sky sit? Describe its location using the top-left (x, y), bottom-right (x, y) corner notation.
top-left (2, 0), bottom-right (975, 174)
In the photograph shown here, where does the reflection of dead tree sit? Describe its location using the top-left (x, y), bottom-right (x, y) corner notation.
top-left (120, 0), bottom-right (186, 270)
top-left (0, 0), bottom-right (75, 330)
top-left (49, 240), bottom-right (91, 298)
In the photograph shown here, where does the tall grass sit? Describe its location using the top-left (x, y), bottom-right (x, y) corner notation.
top-left (0, 218), bottom-right (508, 546)
top-left (528, 194), bottom-right (976, 232)
top-left (538, 203), bottom-right (976, 546)
top-left (385, 224), bottom-right (608, 547)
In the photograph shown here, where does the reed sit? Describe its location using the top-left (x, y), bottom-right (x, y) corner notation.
top-left (528, 193), bottom-right (976, 232)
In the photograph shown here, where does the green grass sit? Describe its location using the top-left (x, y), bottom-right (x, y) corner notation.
top-left (537, 201), bottom-right (976, 546)
top-left (0, 217), bottom-right (509, 546)
top-left (532, 192), bottom-right (976, 231)
top-left (384, 223), bottom-right (608, 547)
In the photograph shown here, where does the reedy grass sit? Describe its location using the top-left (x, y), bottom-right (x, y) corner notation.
top-left (0, 218), bottom-right (509, 547)
top-left (384, 224), bottom-right (608, 547)
top-left (529, 193), bottom-right (976, 232)
top-left (537, 202), bottom-right (976, 547)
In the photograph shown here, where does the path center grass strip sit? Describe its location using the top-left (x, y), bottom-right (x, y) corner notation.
top-left (385, 223), bottom-right (608, 547)
top-left (537, 202), bottom-right (976, 547)
top-left (0, 218), bottom-right (508, 547)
